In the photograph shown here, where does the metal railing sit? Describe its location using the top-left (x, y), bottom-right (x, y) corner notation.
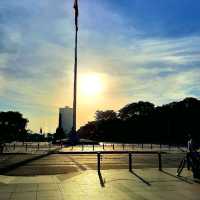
top-left (1, 142), bottom-right (185, 154)
top-left (62, 143), bottom-right (185, 153)
top-left (58, 150), bottom-right (165, 172)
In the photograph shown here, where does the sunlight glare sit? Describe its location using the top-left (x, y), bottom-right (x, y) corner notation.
top-left (79, 73), bottom-right (104, 97)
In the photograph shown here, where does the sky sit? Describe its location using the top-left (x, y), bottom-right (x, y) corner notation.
top-left (0, 0), bottom-right (200, 132)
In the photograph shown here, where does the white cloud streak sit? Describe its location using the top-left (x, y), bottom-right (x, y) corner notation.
top-left (0, 0), bottom-right (200, 131)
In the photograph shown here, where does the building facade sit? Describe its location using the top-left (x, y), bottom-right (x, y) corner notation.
top-left (58, 106), bottom-right (73, 136)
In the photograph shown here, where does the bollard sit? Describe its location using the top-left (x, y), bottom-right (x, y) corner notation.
top-left (97, 153), bottom-right (101, 173)
top-left (158, 152), bottom-right (162, 171)
top-left (129, 153), bottom-right (132, 171)
top-left (113, 144), bottom-right (114, 150)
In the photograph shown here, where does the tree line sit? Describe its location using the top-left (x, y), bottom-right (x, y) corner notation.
top-left (78, 97), bottom-right (200, 144)
top-left (1, 97), bottom-right (200, 145)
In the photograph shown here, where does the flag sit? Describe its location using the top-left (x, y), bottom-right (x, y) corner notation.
top-left (73, 0), bottom-right (79, 31)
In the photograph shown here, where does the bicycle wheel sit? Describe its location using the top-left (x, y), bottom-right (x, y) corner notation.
top-left (177, 158), bottom-right (185, 176)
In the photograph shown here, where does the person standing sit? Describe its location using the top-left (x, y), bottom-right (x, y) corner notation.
top-left (187, 134), bottom-right (200, 178)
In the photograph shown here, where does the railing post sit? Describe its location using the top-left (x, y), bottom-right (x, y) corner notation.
top-left (93, 144), bottom-right (94, 151)
top-left (151, 144), bottom-right (152, 149)
top-left (113, 144), bottom-right (114, 150)
top-left (103, 143), bottom-right (104, 150)
top-left (82, 144), bottom-right (84, 151)
top-left (129, 153), bottom-right (132, 171)
top-left (123, 144), bottom-right (125, 150)
top-left (97, 152), bottom-right (101, 173)
top-left (158, 152), bottom-right (162, 171)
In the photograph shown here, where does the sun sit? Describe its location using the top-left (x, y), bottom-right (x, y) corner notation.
top-left (79, 73), bottom-right (104, 97)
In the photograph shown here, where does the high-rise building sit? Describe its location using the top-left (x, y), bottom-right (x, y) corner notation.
top-left (58, 106), bottom-right (73, 136)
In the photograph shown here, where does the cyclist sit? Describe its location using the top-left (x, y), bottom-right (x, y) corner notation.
top-left (187, 134), bottom-right (200, 179)
top-left (187, 134), bottom-right (194, 170)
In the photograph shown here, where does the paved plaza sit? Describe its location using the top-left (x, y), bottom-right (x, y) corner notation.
top-left (1, 144), bottom-right (200, 199)
top-left (0, 168), bottom-right (200, 200)
top-left (0, 153), bottom-right (185, 176)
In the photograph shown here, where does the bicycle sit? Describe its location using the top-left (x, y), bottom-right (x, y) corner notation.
top-left (177, 152), bottom-right (200, 178)
top-left (176, 157), bottom-right (187, 176)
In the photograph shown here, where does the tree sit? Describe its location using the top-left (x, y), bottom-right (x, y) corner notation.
top-left (54, 127), bottom-right (66, 142)
top-left (0, 111), bottom-right (29, 142)
top-left (78, 121), bottom-right (97, 140)
top-left (95, 110), bottom-right (117, 121)
top-left (78, 98), bottom-right (200, 144)
top-left (118, 101), bottom-right (155, 120)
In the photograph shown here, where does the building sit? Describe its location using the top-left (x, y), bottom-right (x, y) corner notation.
top-left (58, 106), bottom-right (73, 136)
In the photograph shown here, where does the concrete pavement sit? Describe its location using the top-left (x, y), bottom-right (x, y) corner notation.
top-left (1, 145), bottom-right (198, 199)
top-left (1, 153), bottom-right (186, 176)
top-left (0, 168), bottom-right (200, 200)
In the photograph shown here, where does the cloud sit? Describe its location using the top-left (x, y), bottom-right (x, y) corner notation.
top-left (1, 0), bottom-right (200, 131)
top-left (77, 34), bottom-right (200, 109)
top-left (119, 69), bottom-right (200, 105)
top-left (0, 75), bottom-right (5, 94)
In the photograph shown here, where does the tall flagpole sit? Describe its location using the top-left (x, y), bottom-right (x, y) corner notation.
top-left (72, 0), bottom-right (79, 136)
top-left (72, 27), bottom-right (78, 132)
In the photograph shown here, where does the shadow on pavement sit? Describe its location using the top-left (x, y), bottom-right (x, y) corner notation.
top-left (161, 170), bottom-right (193, 184)
top-left (67, 156), bottom-right (87, 171)
top-left (0, 149), bottom-right (60, 175)
top-left (98, 171), bottom-right (105, 187)
top-left (130, 170), bottom-right (151, 186)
